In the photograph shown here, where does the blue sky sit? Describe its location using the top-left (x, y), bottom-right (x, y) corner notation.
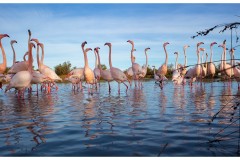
top-left (0, 3), bottom-right (239, 70)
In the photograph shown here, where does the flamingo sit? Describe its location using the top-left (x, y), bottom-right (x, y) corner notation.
top-left (83, 47), bottom-right (95, 94)
top-left (66, 41), bottom-right (86, 90)
top-left (185, 42), bottom-right (204, 86)
top-left (104, 42), bottom-right (130, 93)
top-left (125, 49), bottom-right (136, 86)
top-left (152, 65), bottom-right (168, 89)
top-left (199, 48), bottom-right (207, 79)
top-left (64, 75), bottom-right (81, 91)
top-left (172, 52), bottom-right (182, 84)
top-left (5, 42), bottom-right (35, 99)
top-left (127, 40), bottom-right (143, 88)
top-left (93, 47), bottom-right (101, 88)
top-left (219, 40), bottom-right (234, 81)
top-left (230, 48), bottom-right (240, 89)
top-left (207, 42), bottom-right (217, 82)
top-left (139, 47), bottom-right (150, 87)
top-left (37, 43), bottom-right (62, 93)
top-left (0, 34), bottom-right (9, 89)
top-left (181, 45), bottom-right (190, 76)
top-left (94, 47), bottom-right (113, 92)
top-left (157, 42), bottom-right (170, 79)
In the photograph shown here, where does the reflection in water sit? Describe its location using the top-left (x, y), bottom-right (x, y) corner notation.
top-left (0, 82), bottom-right (239, 156)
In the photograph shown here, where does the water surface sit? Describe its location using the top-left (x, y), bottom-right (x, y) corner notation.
top-left (0, 80), bottom-right (239, 156)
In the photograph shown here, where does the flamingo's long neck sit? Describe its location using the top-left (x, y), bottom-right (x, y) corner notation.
top-left (11, 43), bottom-right (16, 65)
top-left (96, 51), bottom-right (102, 72)
top-left (164, 46), bottom-right (168, 66)
top-left (220, 48), bottom-right (224, 71)
top-left (223, 45), bottom-right (227, 68)
top-left (145, 50), bottom-right (148, 67)
top-left (41, 45), bottom-right (44, 64)
top-left (130, 44), bottom-right (134, 64)
top-left (201, 52), bottom-right (204, 66)
top-left (0, 40), bottom-right (7, 69)
top-left (23, 52), bottom-right (28, 61)
top-left (40, 45), bottom-right (44, 67)
top-left (83, 50), bottom-right (89, 68)
top-left (183, 48), bottom-right (187, 67)
top-left (28, 45), bottom-right (33, 72)
top-left (205, 55), bottom-right (208, 70)
top-left (108, 46), bottom-right (113, 68)
top-left (95, 52), bottom-right (99, 68)
top-left (196, 46), bottom-right (200, 66)
top-left (210, 46), bottom-right (213, 63)
top-left (153, 67), bottom-right (156, 75)
top-left (37, 45), bottom-right (40, 68)
top-left (175, 54), bottom-right (178, 70)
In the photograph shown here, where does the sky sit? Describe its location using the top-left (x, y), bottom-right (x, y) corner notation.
top-left (0, 3), bottom-right (239, 70)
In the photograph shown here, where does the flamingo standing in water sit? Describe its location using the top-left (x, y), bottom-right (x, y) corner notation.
top-left (185, 42), bottom-right (204, 86)
top-left (5, 42), bottom-right (35, 99)
top-left (37, 43), bottom-right (62, 93)
top-left (199, 48), bottom-right (207, 82)
top-left (105, 42), bottom-right (130, 93)
top-left (172, 52), bottom-right (182, 85)
top-left (93, 47), bottom-right (101, 88)
top-left (95, 47), bottom-right (113, 92)
top-left (125, 49), bottom-right (136, 86)
top-left (139, 47), bottom-right (150, 87)
top-left (0, 34), bottom-right (10, 89)
top-left (207, 42), bottom-right (217, 83)
top-left (230, 48), bottom-right (240, 89)
top-left (65, 75), bottom-right (81, 91)
top-left (66, 41), bottom-right (87, 90)
top-left (127, 40), bottom-right (143, 88)
top-left (219, 40), bottom-right (234, 83)
top-left (83, 47), bottom-right (95, 94)
top-left (157, 42), bottom-right (170, 85)
top-left (181, 45), bottom-right (190, 77)
top-left (152, 65), bottom-right (167, 88)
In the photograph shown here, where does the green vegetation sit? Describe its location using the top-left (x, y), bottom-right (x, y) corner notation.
top-left (54, 61), bottom-right (72, 75)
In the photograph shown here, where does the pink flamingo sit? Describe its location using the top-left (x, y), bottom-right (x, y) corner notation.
top-left (94, 47), bottom-right (114, 92)
top-left (104, 42), bottom-right (130, 94)
top-left (93, 47), bottom-right (101, 88)
top-left (139, 47), bottom-right (150, 87)
top-left (185, 42), bottom-right (204, 86)
top-left (83, 47), bottom-right (95, 94)
top-left (230, 48), bottom-right (240, 89)
top-left (65, 75), bottom-right (81, 91)
top-left (127, 40), bottom-right (143, 88)
top-left (181, 45), bottom-right (190, 76)
top-left (207, 42), bottom-right (217, 83)
top-left (0, 34), bottom-right (9, 89)
top-left (157, 42), bottom-right (170, 77)
top-left (5, 42), bottom-right (35, 99)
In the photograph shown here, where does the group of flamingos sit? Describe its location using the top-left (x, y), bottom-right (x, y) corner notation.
top-left (0, 30), bottom-right (240, 99)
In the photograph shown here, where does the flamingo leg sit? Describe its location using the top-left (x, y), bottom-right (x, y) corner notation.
top-left (108, 81), bottom-right (111, 92)
top-left (123, 82), bottom-right (128, 92)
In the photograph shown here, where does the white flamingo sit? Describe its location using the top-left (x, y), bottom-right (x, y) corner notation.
top-left (139, 47), bottom-right (150, 87)
top-left (230, 48), bottom-right (240, 89)
top-left (93, 47), bottom-right (101, 88)
top-left (105, 42), bottom-right (130, 93)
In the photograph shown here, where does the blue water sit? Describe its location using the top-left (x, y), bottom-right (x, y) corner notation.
top-left (0, 80), bottom-right (239, 156)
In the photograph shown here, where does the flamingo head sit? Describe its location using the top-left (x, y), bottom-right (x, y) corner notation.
top-left (37, 43), bottom-right (43, 48)
top-left (163, 42), bottom-right (170, 47)
top-left (199, 48), bottom-right (205, 52)
top-left (30, 42), bottom-right (36, 48)
top-left (0, 34), bottom-right (10, 39)
top-left (145, 47), bottom-right (150, 52)
top-left (152, 65), bottom-right (155, 68)
top-left (174, 52), bottom-right (178, 55)
top-left (81, 41), bottom-right (87, 48)
top-left (28, 29), bottom-right (31, 36)
top-left (94, 47), bottom-right (100, 52)
top-left (210, 42), bottom-right (217, 46)
top-left (127, 40), bottom-right (134, 45)
top-left (85, 48), bottom-right (92, 53)
top-left (197, 42), bottom-right (204, 47)
top-left (133, 49), bottom-right (136, 52)
top-left (223, 39), bottom-right (226, 44)
top-left (31, 38), bottom-right (39, 44)
top-left (184, 45), bottom-right (190, 49)
top-left (218, 44), bottom-right (223, 48)
top-left (10, 40), bottom-right (17, 45)
top-left (104, 42), bottom-right (111, 47)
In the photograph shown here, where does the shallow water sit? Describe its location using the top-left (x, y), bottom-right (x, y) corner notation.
top-left (0, 80), bottom-right (239, 156)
